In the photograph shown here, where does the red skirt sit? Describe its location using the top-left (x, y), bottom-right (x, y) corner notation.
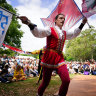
top-left (40, 50), bottom-right (65, 69)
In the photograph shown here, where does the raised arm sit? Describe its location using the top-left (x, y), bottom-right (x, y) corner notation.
top-left (19, 16), bottom-right (51, 38)
top-left (66, 17), bottom-right (87, 40)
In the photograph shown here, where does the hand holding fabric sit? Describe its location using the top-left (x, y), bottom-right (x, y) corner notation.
top-left (18, 16), bottom-right (31, 25)
top-left (82, 17), bottom-right (87, 24)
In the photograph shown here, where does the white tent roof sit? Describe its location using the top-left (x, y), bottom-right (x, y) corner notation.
top-left (16, 56), bottom-right (35, 59)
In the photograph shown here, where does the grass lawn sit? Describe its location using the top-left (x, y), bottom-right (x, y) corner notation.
top-left (0, 74), bottom-right (76, 96)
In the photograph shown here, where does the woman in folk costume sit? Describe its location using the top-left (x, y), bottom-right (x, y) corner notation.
top-left (19, 14), bottom-right (87, 96)
top-left (27, 48), bottom-right (45, 84)
top-left (36, 49), bottom-right (45, 84)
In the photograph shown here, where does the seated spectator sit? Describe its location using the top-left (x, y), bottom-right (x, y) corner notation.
top-left (79, 64), bottom-right (84, 74)
top-left (14, 60), bottom-right (18, 67)
top-left (8, 65), bottom-right (16, 76)
top-left (0, 64), bottom-right (12, 83)
top-left (24, 65), bottom-right (30, 77)
top-left (69, 66), bottom-right (76, 74)
top-left (29, 66), bottom-right (37, 77)
top-left (12, 65), bottom-right (26, 81)
top-left (0, 59), bottom-right (3, 71)
top-left (90, 60), bottom-right (95, 73)
top-left (34, 66), bottom-right (38, 75)
top-left (74, 63), bottom-right (79, 73)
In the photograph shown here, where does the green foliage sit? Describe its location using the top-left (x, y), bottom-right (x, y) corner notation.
top-left (0, 48), bottom-right (17, 56)
top-left (65, 27), bottom-right (96, 61)
top-left (32, 54), bottom-right (39, 59)
top-left (66, 56), bottom-right (74, 61)
top-left (0, 0), bottom-right (24, 55)
top-left (0, 0), bottom-right (6, 4)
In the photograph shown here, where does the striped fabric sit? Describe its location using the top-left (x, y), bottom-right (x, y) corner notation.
top-left (2, 43), bottom-right (25, 54)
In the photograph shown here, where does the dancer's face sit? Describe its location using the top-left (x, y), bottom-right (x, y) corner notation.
top-left (55, 14), bottom-right (65, 29)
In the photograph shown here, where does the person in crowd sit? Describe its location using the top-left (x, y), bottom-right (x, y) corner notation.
top-left (9, 65), bottom-right (16, 76)
top-left (19, 13), bottom-right (87, 96)
top-left (27, 48), bottom-right (45, 83)
top-left (0, 64), bottom-right (12, 83)
top-left (12, 65), bottom-right (26, 81)
top-left (37, 50), bottom-right (44, 84)
top-left (90, 60), bottom-right (95, 75)
top-left (0, 58), bottom-right (3, 71)
top-left (69, 66), bottom-right (76, 74)
top-left (34, 48), bottom-right (45, 84)
top-left (29, 65), bottom-right (38, 77)
top-left (24, 64), bottom-right (30, 77)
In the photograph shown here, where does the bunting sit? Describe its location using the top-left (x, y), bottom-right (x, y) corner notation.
top-left (2, 43), bottom-right (25, 54)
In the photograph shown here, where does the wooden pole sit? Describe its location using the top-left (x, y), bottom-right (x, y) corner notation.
top-left (87, 21), bottom-right (91, 28)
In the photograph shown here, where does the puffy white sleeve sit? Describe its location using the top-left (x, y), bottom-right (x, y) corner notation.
top-left (66, 28), bottom-right (81, 40)
top-left (30, 26), bottom-right (51, 38)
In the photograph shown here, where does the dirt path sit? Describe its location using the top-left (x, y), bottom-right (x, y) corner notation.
top-left (67, 75), bottom-right (96, 96)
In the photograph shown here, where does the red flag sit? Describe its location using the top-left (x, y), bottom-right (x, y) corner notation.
top-left (2, 43), bottom-right (25, 54)
top-left (41, 0), bottom-right (83, 30)
top-left (82, 0), bottom-right (96, 17)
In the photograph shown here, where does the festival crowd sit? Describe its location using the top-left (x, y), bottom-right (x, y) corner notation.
top-left (0, 54), bottom-right (96, 83)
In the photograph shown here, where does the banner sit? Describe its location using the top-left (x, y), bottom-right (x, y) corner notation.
top-left (0, 7), bottom-right (12, 47)
top-left (2, 43), bottom-right (25, 54)
top-left (82, 0), bottom-right (96, 17)
top-left (41, 0), bottom-right (83, 31)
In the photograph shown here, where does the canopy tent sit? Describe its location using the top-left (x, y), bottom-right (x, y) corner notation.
top-left (16, 55), bottom-right (35, 60)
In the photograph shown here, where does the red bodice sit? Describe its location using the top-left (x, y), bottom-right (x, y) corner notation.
top-left (41, 27), bottom-right (66, 68)
top-left (46, 27), bottom-right (66, 52)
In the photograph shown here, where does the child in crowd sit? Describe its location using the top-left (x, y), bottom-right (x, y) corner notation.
top-left (12, 65), bottom-right (26, 81)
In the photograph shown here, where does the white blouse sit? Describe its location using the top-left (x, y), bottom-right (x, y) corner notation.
top-left (30, 25), bottom-right (81, 40)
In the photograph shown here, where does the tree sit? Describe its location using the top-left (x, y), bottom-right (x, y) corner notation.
top-left (0, 0), bottom-right (23, 55)
top-left (65, 26), bottom-right (96, 61)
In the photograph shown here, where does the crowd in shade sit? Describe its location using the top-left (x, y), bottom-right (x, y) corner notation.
top-left (0, 54), bottom-right (39, 83)
top-left (0, 54), bottom-right (96, 83)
